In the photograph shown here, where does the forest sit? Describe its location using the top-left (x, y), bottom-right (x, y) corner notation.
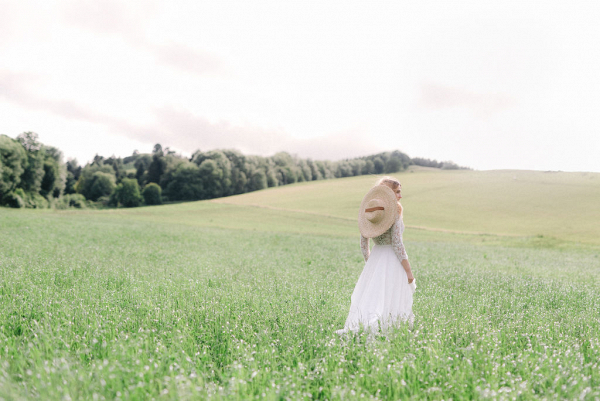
top-left (0, 132), bottom-right (468, 209)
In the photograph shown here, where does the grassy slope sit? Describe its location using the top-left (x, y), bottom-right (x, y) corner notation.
top-left (46, 167), bottom-right (600, 246)
top-left (1, 168), bottom-right (600, 400)
top-left (212, 167), bottom-right (600, 246)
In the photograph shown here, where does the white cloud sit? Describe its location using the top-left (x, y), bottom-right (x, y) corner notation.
top-left (152, 107), bottom-right (383, 160)
top-left (61, 0), bottom-right (225, 77)
top-left (0, 73), bottom-right (380, 161)
top-left (419, 83), bottom-right (516, 119)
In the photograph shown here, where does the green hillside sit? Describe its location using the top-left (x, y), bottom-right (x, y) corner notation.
top-left (210, 167), bottom-right (600, 246)
top-left (34, 167), bottom-right (600, 247)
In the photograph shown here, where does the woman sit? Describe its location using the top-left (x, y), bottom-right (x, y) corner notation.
top-left (336, 177), bottom-right (416, 334)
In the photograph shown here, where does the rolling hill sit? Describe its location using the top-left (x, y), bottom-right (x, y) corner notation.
top-left (211, 167), bottom-right (600, 246)
top-left (6, 167), bottom-right (598, 247)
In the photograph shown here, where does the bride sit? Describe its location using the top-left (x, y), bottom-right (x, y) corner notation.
top-left (336, 177), bottom-right (416, 334)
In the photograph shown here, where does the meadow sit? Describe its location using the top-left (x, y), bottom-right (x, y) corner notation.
top-left (1, 168), bottom-right (599, 400)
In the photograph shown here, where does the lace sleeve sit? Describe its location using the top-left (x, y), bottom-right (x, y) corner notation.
top-left (360, 235), bottom-right (370, 262)
top-left (392, 218), bottom-right (408, 261)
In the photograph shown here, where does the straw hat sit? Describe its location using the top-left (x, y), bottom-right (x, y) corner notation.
top-left (358, 185), bottom-right (399, 238)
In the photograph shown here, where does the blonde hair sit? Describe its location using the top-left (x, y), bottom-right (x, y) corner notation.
top-left (377, 176), bottom-right (403, 217)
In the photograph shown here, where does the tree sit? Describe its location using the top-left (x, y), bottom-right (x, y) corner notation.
top-left (1, 133), bottom-right (70, 207)
top-left (385, 156), bottom-right (402, 173)
top-left (441, 161), bottom-right (461, 170)
top-left (231, 167), bottom-right (248, 194)
top-left (271, 152), bottom-right (299, 185)
top-left (351, 159), bottom-right (366, 176)
top-left (307, 160), bottom-right (322, 180)
top-left (92, 154), bottom-right (104, 166)
top-left (19, 149), bottom-right (45, 193)
top-left (65, 159), bottom-right (81, 195)
top-left (3, 191), bottom-right (25, 208)
top-left (39, 146), bottom-right (66, 198)
top-left (147, 152), bottom-right (166, 185)
top-left (222, 149), bottom-right (249, 192)
top-left (111, 178), bottom-right (142, 207)
top-left (131, 154), bottom-right (152, 186)
top-left (163, 162), bottom-right (204, 201)
top-left (193, 150), bottom-right (232, 197)
top-left (16, 131), bottom-right (42, 152)
top-left (266, 168), bottom-right (278, 187)
top-left (198, 159), bottom-right (223, 199)
top-left (336, 161), bottom-right (353, 178)
top-left (75, 164), bottom-right (116, 201)
top-left (373, 157), bottom-right (384, 174)
top-left (88, 172), bottom-right (116, 201)
top-left (313, 160), bottom-right (335, 179)
top-left (40, 158), bottom-right (59, 198)
top-left (298, 159), bottom-right (312, 182)
top-left (65, 172), bottom-right (77, 195)
top-left (142, 183), bottom-right (162, 205)
top-left (59, 194), bottom-right (86, 209)
top-left (66, 159), bottom-right (82, 180)
top-left (0, 135), bottom-right (27, 204)
top-left (250, 170), bottom-right (267, 191)
top-left (385, 150), bottom-right (409, 172)
top-left (104, 156), bottom-right (126, 183)
top-left (17, 132), bottom-right (45, 193)
top-left (276, 165), bottom-right (297, 185)
top-left (157, 156), bottom-right (186, 189)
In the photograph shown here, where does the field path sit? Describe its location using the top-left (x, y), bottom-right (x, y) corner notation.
top-left (210, 199), bottom-right (523, 238)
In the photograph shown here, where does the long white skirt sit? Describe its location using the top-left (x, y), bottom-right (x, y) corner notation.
top-left (336, 245), bottom-right (414, 334)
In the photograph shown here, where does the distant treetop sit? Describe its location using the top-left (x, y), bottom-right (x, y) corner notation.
top-left (1, 132), bottom-right (468, 209)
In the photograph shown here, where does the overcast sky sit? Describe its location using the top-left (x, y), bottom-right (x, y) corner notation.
top-left (1, 1), bottom-right (599, 171)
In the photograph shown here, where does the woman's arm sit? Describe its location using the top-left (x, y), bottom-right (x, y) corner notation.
top-left (360, 235), bottom-right (370, 262)
top-left (401, 259), bottom-right (415, 283)
top-left (392, 219), bottom-right (414, 283)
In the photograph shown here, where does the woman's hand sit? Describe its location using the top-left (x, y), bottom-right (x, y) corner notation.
top-left (401, 259), bottom-right (415, 284)
top-left (409, 277), bottom-right (417, 293)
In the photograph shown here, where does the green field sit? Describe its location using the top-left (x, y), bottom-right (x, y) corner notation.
top-left (214, 167), bottom-right (600, 246)
top-left (1, 169), bottom-right (599, 399)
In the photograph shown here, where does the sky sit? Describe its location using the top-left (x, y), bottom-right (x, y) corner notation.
top-left (1, 0), bottom-right (599, 172)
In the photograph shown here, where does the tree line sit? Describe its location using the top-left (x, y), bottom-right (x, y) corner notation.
top-left (0, 132), bottom-right (468, 209)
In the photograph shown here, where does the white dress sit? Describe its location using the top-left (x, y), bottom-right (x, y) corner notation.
top-left (336, 217), bottom-right (414, 334)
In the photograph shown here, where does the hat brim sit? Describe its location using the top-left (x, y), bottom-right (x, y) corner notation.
top-left (358, 185), bottom-right (399, 238)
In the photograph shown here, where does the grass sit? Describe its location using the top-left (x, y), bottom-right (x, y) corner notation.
top-left (215, 167), bottom-right (600, 246)
top-left (1, 168), bottom-right (600, 400)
